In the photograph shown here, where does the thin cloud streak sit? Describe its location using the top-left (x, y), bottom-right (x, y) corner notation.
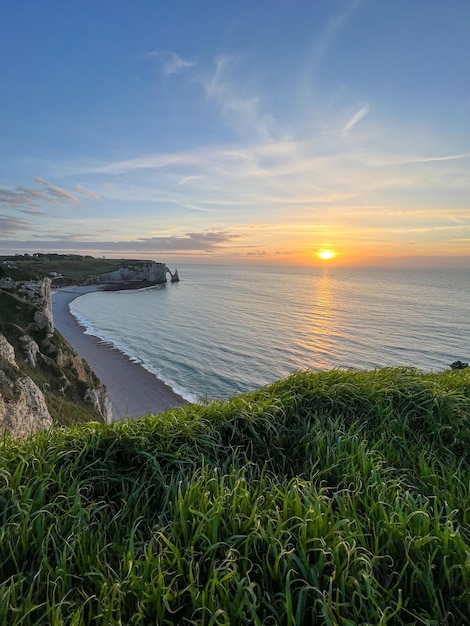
top-left (34, 178), bottom-right (80, 203)
top-left (78, 134), bottom-right (470, 222)
top-left (0, 188), bottom-right (37, 208)
top-left (17, 186), bottom-right (60, 203)
top-left (358, 151), bottom-right (470, 167)
top-left (141, 50), bottom-right (197, 75)
top-left (0, 215), bottom-right (32, 235)
top-left (201, 55), bottom-right (274, 139)
top-left (302, 0), bottom-right (365, 90)
top-left (0, 230), bottom-right (241, 253)
top-left (1, 179), bottom-right (82, 211)
top-left (343, 104), bottom-right (370, 137)
top-left (73, 184), bottom-right (102, 200)
top-left (18, 208), bottom-right (52, 217)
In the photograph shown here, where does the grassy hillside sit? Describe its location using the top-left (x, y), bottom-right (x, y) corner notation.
top-left (1, 368), bottom-right (469, 625)
top-left (0, 253), bottom-right (146, 283)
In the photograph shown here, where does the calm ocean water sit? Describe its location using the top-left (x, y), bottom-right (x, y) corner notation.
top-left (69, 265), bottom-right (470, 402)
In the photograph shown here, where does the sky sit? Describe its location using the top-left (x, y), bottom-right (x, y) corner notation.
top-left (0, 0), bottom-right (469, 267)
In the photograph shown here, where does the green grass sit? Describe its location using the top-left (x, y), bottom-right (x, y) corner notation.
top-left (0, 253), bottom-right (136, 282)
top-left (0, 368), bottom-right (469, 624)
top-left (0, 252), bottom-right (165, 282)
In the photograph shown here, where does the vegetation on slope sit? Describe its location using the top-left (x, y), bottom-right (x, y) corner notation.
top-left (0, 253), bottom-right (141, 283)
top-left (0, 289), bottom-right (105, 426)
top-left (1, 368), bottom-right (469, 625)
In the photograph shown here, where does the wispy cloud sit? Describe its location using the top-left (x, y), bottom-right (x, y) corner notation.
top-left (202, 55), bottom-right (274, 139)
top-left (0, 179), bottom-right (80, 210)
top-left (78, 129), bottom-right (470, 229)
top-left (72, 184), bottom-right (102, 200)
top-left (141, 50), bottom-right (197, 75)
top-left (34, 178), bottom-right (80, 203)
top-left (0, 188), bottom-right (37, 208)
top-left (0, 185), bottom-right (61, 209)
top-left (0, 230), bottom-right (241, 253)
top-left (0, 215), bottom-right (32, 236)
top-left (17, 207), bottom-right (52, 217)
top-left (302, 0), bottom-right (365, 88)
top-left (180, 202), bottom-right (216, 212)
top-left (246, 250), bottom-right (266, 257)
top-left (17, 186), bottom-right (60, 204)
top-left (178, 175), bottom-right (201, 186)
top-left (138, 231), bottom-right (240, 251)
top-left (343, 104), bottom-right (370, 137)
top-left (356, 151), bottom-right (470, 167)
top-left (86, 153), bottom-right (185, 175)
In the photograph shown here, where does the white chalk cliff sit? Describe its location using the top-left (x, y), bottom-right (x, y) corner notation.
top-left (84, 261), bottom-right (168, 284)
top-left (0, 333), bottom-right (53, 438)
top-left (0, 279), bottom-right (113, 438)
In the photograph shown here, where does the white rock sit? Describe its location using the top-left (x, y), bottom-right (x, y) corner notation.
top-left (0, 376), bottom-right (53, 438)
top-left (20, 335), bottom-right (40, 368)
top-left (0, 333), bottom-right (18, 369)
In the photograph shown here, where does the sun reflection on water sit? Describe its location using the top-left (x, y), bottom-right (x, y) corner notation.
top-left (295, 270), bottom-right (338, 370)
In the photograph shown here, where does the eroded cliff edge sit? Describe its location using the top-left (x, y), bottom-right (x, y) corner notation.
top-left (0, 254), bottom-right (171, 287)
top-left (0, 278), bottom-right (112, 438)
top-left (82, 260), bottom-right (168, 285)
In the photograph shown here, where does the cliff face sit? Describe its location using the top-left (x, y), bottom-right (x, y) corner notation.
top-left (0, 364), bottom-right (53, 439)
top-left (0, 257), bottom-right (179, 437)
top-left (84, 261), bottom-right (167, 285)
top-left (0, 281), bottom-right (112, 438)
top-left (8, 278), bottom-right (55, 334)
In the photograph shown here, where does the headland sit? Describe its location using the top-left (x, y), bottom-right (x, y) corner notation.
top-left (1, 253), bottom-right (187, 428)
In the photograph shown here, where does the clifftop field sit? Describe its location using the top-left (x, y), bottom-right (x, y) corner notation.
top-left (0, 253), bottom-right (129, 282)
top-left (1, 367), bottom-right (469, 624)
top-left (0, 253), bottom-right (166, 284)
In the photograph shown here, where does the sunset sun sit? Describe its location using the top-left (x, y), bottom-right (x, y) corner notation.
top-left (317, 249), bottom-right (336, 261)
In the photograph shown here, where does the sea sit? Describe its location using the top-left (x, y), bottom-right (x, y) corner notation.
top-left (69, 265), bottom-right (470, 403)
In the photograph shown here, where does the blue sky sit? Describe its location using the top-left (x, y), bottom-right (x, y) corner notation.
top-left (1, 0), bottom-right (469, 266)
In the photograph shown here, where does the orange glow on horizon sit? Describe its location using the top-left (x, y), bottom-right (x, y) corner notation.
top-left (317, 249), bottom-right (337, 260)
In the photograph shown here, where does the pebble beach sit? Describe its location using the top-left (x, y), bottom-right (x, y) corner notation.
top-left (52, 286), bottom-right (187, 421)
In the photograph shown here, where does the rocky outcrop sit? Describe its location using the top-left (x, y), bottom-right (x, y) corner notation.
top-left (169, 268), bottom-right (180, 282)
top-left (34, 278), bottom-right (54, 335)
top-left (85, 387), bottom-right (113, 423)
top-left (0, 333), bottom-right (53, 437)
top-left (20, 335), bottom-right (40, 368)
top-left (7, 278), bottom-right (55, 336)
top-left (450, 360), bottom-right (468, 370)
top-left (0, 278), bottom-right (14, 289)
top-left (55, 348), bottom-right (113, 423)
top-left (0, 333), bottom-right (18, 369)
top-left (0, 375), bottom-right (53, 438)
top-left (84, 261), bottom-right (167, 285)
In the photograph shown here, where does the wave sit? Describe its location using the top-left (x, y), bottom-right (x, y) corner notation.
top-left (68, 297), bottom-right (197, 403)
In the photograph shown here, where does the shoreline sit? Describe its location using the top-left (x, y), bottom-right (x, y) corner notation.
top-left (52, 285), bottom-right (188, 421)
